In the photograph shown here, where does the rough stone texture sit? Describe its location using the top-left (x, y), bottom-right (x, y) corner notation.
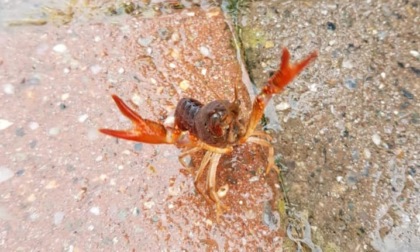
top-left (239, 0), bottom-right (419, 251)
top-left (0, 5), bottom-right (284, 251)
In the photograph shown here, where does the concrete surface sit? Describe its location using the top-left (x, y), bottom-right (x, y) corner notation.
top-left (237, 0), bottom-right (419, 251)
top-left (0, 0), bottom-right (419, 251)
top-left (0, 4), bottom-right (284, 251)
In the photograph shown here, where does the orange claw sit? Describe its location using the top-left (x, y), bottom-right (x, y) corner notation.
top-left (264, 48), bottom-right (318, 95)
top-left (243, 48), bottom-right (317, 140)
top-left (99, 95), bottom-right (180, 144)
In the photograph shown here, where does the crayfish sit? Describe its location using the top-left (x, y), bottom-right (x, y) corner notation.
top-left (100, 48), bottom-right (317, 218)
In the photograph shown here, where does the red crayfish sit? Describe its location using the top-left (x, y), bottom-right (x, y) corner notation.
top-left (100, 48), bottom-right (317, 217)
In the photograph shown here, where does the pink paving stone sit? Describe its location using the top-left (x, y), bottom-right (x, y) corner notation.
top-left (0, 6), bottom-right (283, 251)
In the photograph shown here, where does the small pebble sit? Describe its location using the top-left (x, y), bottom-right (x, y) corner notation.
top-left (0, 119), bottom-right (13, 130)
top-left (249, 176), bottom-right (259, 182)
top-left (199, 46), bottom-right (211, 57)
top-left (15, 127), bottom-right (25, 137)
top-left (90, 64), bottom-right (102, 75)
top-left (410, 67), bottom-right (420, 77)
top-left (134, 143), bottom-right (143, 151)
top-left (401, 88), bottom-right (414, 99)
top-left (364, 148), bottom-right (371, 159)
top-left (344, 78), bottom-right (357, 90)
top-left (380, 72), bottom-right (386, 79)
top-left (144, 201), bottom-right (155, 209)
top-left (15, 169), bottom-right (25, 176)
top-left (275, 102), bottom-right (290, 111)
top-left (409, 50), bottom-right (419, 59)
top-left (95, 155), bottom-right (103, 162)
top-left (53, 44), bottom-right (67, 53)
top-left (29, 140), bottom-right (37, 148)
top-left (158, 27), bottom-right (170, 40)
top-left (152, 215), bottom-right (159, 222)
top-left (342, 60), bottom-right (353, 69)
top-left (137, 36), bottom-right (154, 47)
top-left (326, 21), bottom-right (336, 31)
top-left (372, 133), bottom-right (381, 146)
top-left (201, 68), bottom-right (207, 75)
top-left (328, 40), bottom-right (336, 46)
top-left (117, 210), bottom-right (127, 221)
top-left (90, 207), bottom-right (100, 215)
top-left (29, 212), bottom-right (39, 221)
top-left (168, 186), bottom-right (180, 196)
top-left (265, 41), bottom-right (274, 48)
top-left (179, 80), bottom-right (190, 90)
top-left (28, 122), bottom-right (39, 130)
top-left (171, 49), bottom-right (180, 59)
top-left (45, 180), bottom-right (58, 189)
top-left (3, 83), bottom-right (14, 94)
top-left (27, 193), bottom-right (36, 202)
top-left (132, 207), bottom-right (140, 216)
top-left (25, 77), bottom-right (40, 86)
top-left (346, 172), bottom-right (358, 186)
top-left (54, 212), bottom-right (64, 225)
top-left (131, 94), bottom-right (143, 106)
top-left (377, 31), bottom-right (387, 40)
top-left (0, 167), bottom-right (14, 183)
top-left (78, 114), bottom-right (89, 123)
top-left (118, 67), bottom-right (125, 74)
top-left (171, 33), bottom-right (180, 42)
top-left (61, 93), bottom-right (70, 101)
top-left (49, 127), bottom-right (60, 136)
top-left (217, 185), bottom-right (229, 198)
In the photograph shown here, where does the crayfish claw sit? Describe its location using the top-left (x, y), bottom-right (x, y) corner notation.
top-left (100, 95), bottom-right (179, 144)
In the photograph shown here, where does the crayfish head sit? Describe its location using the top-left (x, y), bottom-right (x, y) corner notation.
top-left (195, 100), bottom-right (245, 148)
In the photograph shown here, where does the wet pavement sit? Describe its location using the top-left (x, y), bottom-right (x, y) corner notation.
top-left (0, 2), bottom-right (285, 251)
top-left (0, 0), bottom-right (419, 251)
top-left (237, 0), bottom-right (419, 251)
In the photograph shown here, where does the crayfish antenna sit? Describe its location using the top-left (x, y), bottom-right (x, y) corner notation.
top-left (99, 95), bottom-right (179, 144)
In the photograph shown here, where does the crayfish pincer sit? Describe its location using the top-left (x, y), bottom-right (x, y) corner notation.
top-left (100, 48), bottom-right (317, 218)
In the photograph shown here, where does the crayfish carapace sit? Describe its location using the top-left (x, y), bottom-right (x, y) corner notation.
top-left (100, 48), bottom-right (317, 218)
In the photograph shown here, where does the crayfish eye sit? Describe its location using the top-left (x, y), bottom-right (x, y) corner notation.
top-left (211, 111), bottom-right (226, 122)
top-left (207, 110), bottom-right (227, 137)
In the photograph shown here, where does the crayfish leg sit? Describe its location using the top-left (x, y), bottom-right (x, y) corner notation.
top-left (206, 153), bottom-right (229, 220)
top-left (193, 151), bottom-right (213, 203)
top-left (247, 136), bottom-right (280, 175)
top-left (178, 147), bottom-right (201, 170)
